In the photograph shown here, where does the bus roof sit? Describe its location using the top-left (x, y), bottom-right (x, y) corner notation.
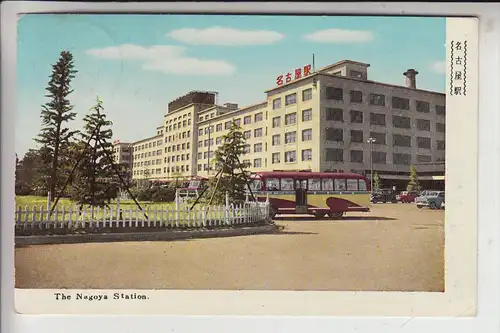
top-left (251, 171), bottom-right (366, 179)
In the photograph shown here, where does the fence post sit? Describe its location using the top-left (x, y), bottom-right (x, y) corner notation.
top-left (175, 192), bottom-right (180, 228)
top-left (225, 192), bottom-right (230, 225)
top-left (202, 206), bottom-right (206, 227)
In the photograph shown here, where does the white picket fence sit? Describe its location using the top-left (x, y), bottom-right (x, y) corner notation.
top-left (15, 195), bottom-right (270, 231)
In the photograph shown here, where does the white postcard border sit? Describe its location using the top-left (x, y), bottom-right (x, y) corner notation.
top-left (2, 2), bottom-right (499, 333)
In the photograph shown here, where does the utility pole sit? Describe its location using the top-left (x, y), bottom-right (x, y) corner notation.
top-left (367, 137), bottom-right (376, 192)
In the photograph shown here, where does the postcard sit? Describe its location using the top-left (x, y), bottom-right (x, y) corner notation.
top-left (11, 13), bottom-right (477, 316)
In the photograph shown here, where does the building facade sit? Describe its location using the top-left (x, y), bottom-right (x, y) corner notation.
top-left (112, 140), bottom-right (133, 175)
top-left (123, 60), bottom-right (446, 190)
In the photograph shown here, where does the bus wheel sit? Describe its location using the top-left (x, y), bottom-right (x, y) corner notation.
top-left (328, 212), bottom-right (344, 219)
top-left (269, 206), bottom-right (278, 219)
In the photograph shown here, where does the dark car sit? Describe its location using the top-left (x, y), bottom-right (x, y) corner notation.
top-left (370, 189), bottom-right (398, 203)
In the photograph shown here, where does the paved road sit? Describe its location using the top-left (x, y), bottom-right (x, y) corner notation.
top-left (15, 204), bottom-right (444, 291)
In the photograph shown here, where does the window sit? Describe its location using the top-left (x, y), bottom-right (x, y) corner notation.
top-left (326, 108), bottom-right (343, 122)
top-left (350, 90), bottom-right (362, 103)
top-left (302, 149), bottom-right (312, 161)
top-left (285, 93), bottom-right (297, 106)
top-left (370, 113), bottom-right (386, 126)
top-left (254, 143), bottom-right (263, 153)
top-left (243, 145), bottom-right (251, 154)
top-left (435, 105), bottom-right (446, 116)
top-left (359, 180), bottom-right (367, 191)
top-left (392, 96), bottom-right (410, 110)
top-left (322, 179), bottom-right (334, 191)
top-left (216, 124), bottom-right (222, 132)
top-left (325, 87), bottom-right (343, 100)
top-left (254, 113), bottom-right (263, 122)
top-left (272, 152), bottom-right (280, 164)
top-left (308, 179), bottom-right (321, 191)
top-left (393, 134), bottom-right (412, 147)
top-left (198, 164), bottom-right (202, 171)
top-left (216, 137), bottom-right (222, 145)
top-left (346, 179), bottom-right (359, 191)
top-left (335, 179), bottom-right (347, 191)
top-left (272, 134), bottom-right (280, 145)
top-left (244, 116), bottom-right (251, 124)
top-left (302, 88), bottom-right (313, 101)
top-left (254, 128), bottom-right (263, 137)
top-left (416, 100), bottom-right (430, 113)
top-left (393, 116), bottom-right (411, 129)
top-left (417, 119), bottom-right (431, 131)
top-left (254, 158), bottom-right (262, 168)
top-left (242, 159), bottom-right (251, 168)
top-left (350, 130), bottom-right (363, 143)
top-left (281, 178), bottom-right (294, 190)
top-left (436, 123), bottom-right (446, 133)
top-left (249, 179), bottom-right (263, 191)
top-left (267, 178), bottom-right (280, 190)
top-left (225, 121), bottom-right (231, 130)
top-left (234, 118), bottom-right (241, 127)
top-left (417, 137), bottom-right (431, 149)
top-left (285, 131), bottom-right (297, 144)
top-left (244, 130), bottom-right (251, 139)
top-left (285, 151), bottom-right (296, 163)
top-left (273, 98), bottom-right (281, 110)
top-left (302, 109), bottom-right (312, 122)
top-left (325, 128), bottom-right (343, 142)
top-left (198, 152), bottom-right (202, 160)
top-left (325, 148), bottom-right (343, 162)
top-left (350, 110), bottom-right (363, 123)
top-left (369, 93), bottom-right (386, 106)
top-left (302, 129), bottom-right (312, 141)
top-left (285, 113), bottom-right (297, 125)
top-left (372, 151), bottom-right (387, 164)
top-left (437, 140), bottom-right (446, 150)
top-left (350, 150), bottom-right (364, 163)
top-left (272, 116), bottom-right (281, 128)
top-left (393, 153), bottom-right (411, 165)
top-left (350, 70), bottom-right (363, 79)
top-left (417, 155), bottom-right (432, 163)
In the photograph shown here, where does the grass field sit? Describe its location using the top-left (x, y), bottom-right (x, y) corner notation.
top-left (14, 196), bottom-right (257, 224)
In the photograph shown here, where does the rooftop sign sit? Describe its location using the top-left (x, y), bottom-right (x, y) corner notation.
top-left (276, 64), bottom-right (312, 86)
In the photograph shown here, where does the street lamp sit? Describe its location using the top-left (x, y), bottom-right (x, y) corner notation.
top-left (367, 137), bottom-right (376, 192)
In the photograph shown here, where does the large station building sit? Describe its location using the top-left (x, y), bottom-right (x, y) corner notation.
top-left (114, 59), bottom-right (446, 190)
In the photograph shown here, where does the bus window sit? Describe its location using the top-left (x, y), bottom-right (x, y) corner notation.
top-left (188, 180), bottom-right (200, 189)
top-left (281, 178), bottom-right (294, 191)
top-left (335, 179), bottom-right (347, 191)
top-left (322, 178), bottom-right (334, 191)
top-left (308, 178), bottom-right (321, 191)
top-left (346, 179), bottom-right (358, 191)
top-left (249, 179), bottom-right (263, 191)
top-left (359, 180), bottom-right (367, 191)
top-left (266, 178), bottom-right (280, 191)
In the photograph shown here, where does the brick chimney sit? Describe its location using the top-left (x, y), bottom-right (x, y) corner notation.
top-left (403, 69), bottom-right (418, 89)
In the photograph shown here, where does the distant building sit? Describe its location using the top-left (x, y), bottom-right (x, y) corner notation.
top-left (125, 59), bottom-right (446, 190)
top-left (112, 140), bottom-right (133, 177)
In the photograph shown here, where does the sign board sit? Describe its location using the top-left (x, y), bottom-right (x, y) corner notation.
top-left (276, 64), bottom-right (312, 86)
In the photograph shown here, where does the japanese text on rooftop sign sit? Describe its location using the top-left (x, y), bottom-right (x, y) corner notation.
top-left (276, 64), bottom-right (312, 86)
top-left (449, 40), bottom-right (468, 96)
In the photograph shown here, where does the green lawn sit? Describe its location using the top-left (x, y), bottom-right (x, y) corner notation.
top-left (14, 196), bottom-right (253, 225)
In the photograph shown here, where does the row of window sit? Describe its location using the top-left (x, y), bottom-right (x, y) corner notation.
top-left (164, 154), bottom-right (191, 163)
top-left (198, 112), bottom-right (216, 122)
top-left (272, 88), bottom-right (313, 109)
top-left (132, 164), bottom-right (191, 176)
top-left (271, 129), bottom-right (313, 146)
top-left (325, 108), bottom-right (446, 131)
top-left (199, 113), bottom-right (265, 136)
top-left (325, 128), bottom-right (445, 148)
top-left (165, 131), bottom-right (191, 143)
top-left (165, 118), bottom-right (192, 132)
top-left (257, 177), bottom-right (367, 192)
top-left (133, 149), bottom-right (163, 160)
top-left (324, 149), bottom-right (440, 165)
top-left (133, 159), bottom-right (162, 168)
top-left (272, 109), bottom-right (312, 128)
top-left (270, 149), bottom-right (312, 164)
top-left (133, 139), bottom-right (163, 152)
top-left (322, 87), bottom-right (446, 115)
top-left (164, 142), bottom-right (191, 153)
top-left (166, 112), bottom-right (191, 124)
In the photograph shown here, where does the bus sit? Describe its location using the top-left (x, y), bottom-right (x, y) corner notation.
top-left (247, 171), bottom-right (371, 218)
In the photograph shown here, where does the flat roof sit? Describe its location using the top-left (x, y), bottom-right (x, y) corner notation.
top-left (132, 134), bottom-right (162, 145)
top-left (198, 101), bottom-right (267, 124)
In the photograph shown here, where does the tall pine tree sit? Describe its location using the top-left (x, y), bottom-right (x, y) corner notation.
top-left (208, 122), bottom-right (251, 205)
top-left (35, 51), bottom-right (78, 198)
top-left (71, 97), bottom-right (118, 209)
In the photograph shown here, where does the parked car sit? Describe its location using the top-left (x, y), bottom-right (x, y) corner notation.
top-left (370, 189), bottom-right (398, 203)
top-left (440, 200), bottom-right (445, 209)
top-left (396, 191), bottom-right (419, 203)
top-left (415, 191), bottom-right (445, 209)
